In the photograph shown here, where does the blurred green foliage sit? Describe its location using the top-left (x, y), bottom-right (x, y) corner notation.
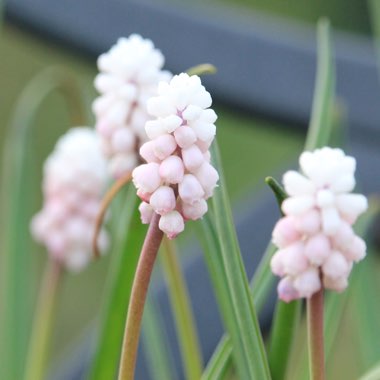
top-left (211, 0), bottom-right (370, 35)
top-left (0, 23), bottom-right (303, 368)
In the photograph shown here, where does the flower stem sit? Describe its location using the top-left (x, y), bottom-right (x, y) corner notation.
top-left (161, 237), bottom-right (203, 380)
top-left (118, 213), bottom-right (163, 380)
top-left (307, 288), bottom-right (325, 380)
top-left (24, 259), bottom-right (62, 380)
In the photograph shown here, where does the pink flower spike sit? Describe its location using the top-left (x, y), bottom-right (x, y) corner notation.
top-left (159, 211), bottom-right (185, 239)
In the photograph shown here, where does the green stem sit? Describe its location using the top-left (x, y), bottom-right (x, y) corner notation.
top-left (118, 213), bottom-right (163, 380)
top-left (24, 259), bottom-right (62, 380)
top-left (161, 237), bottom-right (203, 380)
top-left (307, 288), bottom-right (325, 380)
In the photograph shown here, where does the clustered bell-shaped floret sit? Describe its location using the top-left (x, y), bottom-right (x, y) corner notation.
top-left (93, 34), bottom-right (171, 178)
top-left (132, 73), bottom-right (219, 239)
top-left (271, 147), bottom-right (368, 302)
top-left (31, 128), bottom-right (109, 272)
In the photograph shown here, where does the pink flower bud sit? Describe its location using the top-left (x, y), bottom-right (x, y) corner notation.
top-left (304, 234), bottom-right (331, 265)
top-left (137, 189), bottom-right (152, 202)
top-left (109, 154), bottom-right (138, 179)
top-left (182, 145), bottom-right (204, 172)
top-left (331, 222), bottom-right (354, 251)
top-left (162, 115), bottom-right (183, 133)
top-left (139, 202), bottom-right (154, 224)
top-left (323, 275), bottom-right (348, 292)
top-left (145, 119), bottom-right (166, 139)
top-left (46, 230), bottom-right (67, 259)
top-left (272, 216), bottom-right (300, 249)
top-left (139, 141), bottom-right (159, 163)
top-left (282, 195), bottom-right (315, 216)
top-left (181, 199), bottom-right (208, 220)
top-left (293, 268), bottom-right (321, 298)
top-left (150, 186), bottom-right (176, 215)
top-left (159, 156), bottom-right (184, 184)
top-left (283, 170), bottom-right (315, 196)
top-left (322, 251), bottom-right (350, 280)
top-left (336, 193), bottom-right (368, 222)
top-left (147, 96), bottom-right (177, 117)
top-left (321, 207), bottom-right (341, 236)
top-left (295, 209), bottom-right (321, 235)
top-left (182, 105), bottom-right (202, 121)
top-left (178, 174), bottom-right (204, 204)
top-left (132, 162), bottom-right (161, 193)
top-left (96, 119), bottom-right (114, 138)
top-left (153, 134), bottom-right (177, 160)
top-left (194, 162), bottom-right (219, 198)
top-left (111, 128), bottom-right (135, 153)
top-left (174, 126), bottom-right (197, 149)
top-left (344, 236), bottom-right (366, 262)
top-left (270, 251), bottom-right (286, 277)
top-left (278, 277), bottom-right (300, 303)
top-left (281, 242), bottom-right (308, 276)
top-left (191, 121), bottom-right (216, 143)
top-left (316, 189), bottom-right (335, 208)
top-left (159, 211), bottom-right (185, 239)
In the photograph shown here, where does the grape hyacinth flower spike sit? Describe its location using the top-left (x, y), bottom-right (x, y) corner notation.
top-left (119, 73), bottom-right (218, 380)
top-left (132, 72), bottom-right (219, 239)
top-left (31, 127), bottom-right (109, 271)
top-left (93, 34), bottom-right (171, 179)
top-left (270, 147), bottom-right (368, 302)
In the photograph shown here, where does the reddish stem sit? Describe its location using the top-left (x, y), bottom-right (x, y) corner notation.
top-left (118, 213), bottom-right (163, 380)
top-left (307, 287), bottom-right (325, 380)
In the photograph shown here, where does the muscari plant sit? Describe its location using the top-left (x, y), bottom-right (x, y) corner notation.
top-left (1, 17), bottom-right (380, 380)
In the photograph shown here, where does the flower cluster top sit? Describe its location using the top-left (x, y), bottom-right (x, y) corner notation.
top-left (31, 128), bottom-right (109, 272)
top-left (93, 35), bottom-right (171, 178)
top-left (132, 73), bottom-right (219, 239)
top-left (271, 147), bottom-right (368, 302)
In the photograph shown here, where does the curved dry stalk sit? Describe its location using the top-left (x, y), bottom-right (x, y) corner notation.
top-left (93, 173), bottom-right (132, 258)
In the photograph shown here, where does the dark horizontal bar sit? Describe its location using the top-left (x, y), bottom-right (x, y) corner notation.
top-left (5, 0), bottom-right (380, 135)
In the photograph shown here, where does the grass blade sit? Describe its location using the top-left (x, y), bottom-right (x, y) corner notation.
top-left (142, 295), bottom-right (176, 380)
top-left (160, 238), bottom-right (203, 380)
top-left (202, 141), bottom-right (271, 379)
top-left (87, 186), bottom-right (148, 380)
top-left (304, 19), bottom-right (335, 151)
top-left (0, 67), bottom-right (87, 380)
top-left (202, 243), bottom-right (276, 380)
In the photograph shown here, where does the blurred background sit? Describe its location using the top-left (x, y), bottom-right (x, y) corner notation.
top-left (1, 1), bottom-right (380, 379)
